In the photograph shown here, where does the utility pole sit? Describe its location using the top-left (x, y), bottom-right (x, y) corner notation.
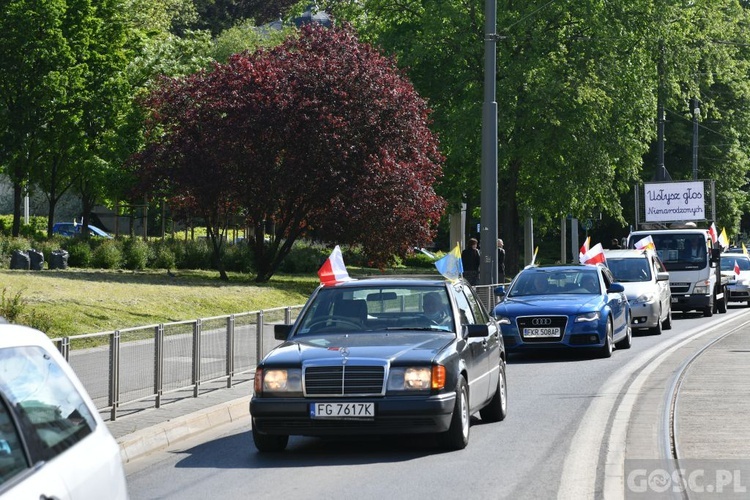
top-left (479, 0), bottom-right (498, 285)
top-left (692, 98), bottom-right (700, 180)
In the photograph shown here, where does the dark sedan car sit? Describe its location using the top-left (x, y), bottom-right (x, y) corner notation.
top-left (250, 277), bottom-right (507, 452)
top-left (493, 264), bottom-right (631, 358)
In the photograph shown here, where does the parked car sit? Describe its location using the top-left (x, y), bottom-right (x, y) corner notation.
top-left (604, 249), bottom-right (672, 334)
top-left (0, 324), bottom-right (128, 499)
top-left (251, 277), bottom-right (507, 452)
top-left (721, 253), bottom-right (750, 306)
top-left (52, 222), bottom-right (113, 239)
top-left (493, 264), bottom-right (631, 358)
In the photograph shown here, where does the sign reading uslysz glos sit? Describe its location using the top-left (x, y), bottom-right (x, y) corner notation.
top-left (645, 181), bottom-right (705, 222)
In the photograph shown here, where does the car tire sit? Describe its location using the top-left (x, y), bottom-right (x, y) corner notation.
top-left (439, 377), bottom-right (470, 450)
top-left (252, 424), bottom-right (289, 452)
top-left (597, 319), bottom-right (613, 358)
top-left (616, 322), bottom-right (632, 349)
top-left (718, 287), bottom-right (728, 314)
top-left (703, 304), bottom-right (713, 317)
top-left (650, 310), bottom-right (663, 335)
top-left (479, 360), bottom-right (508, 422)
top-left (663, 307), bottom-right (673, 330)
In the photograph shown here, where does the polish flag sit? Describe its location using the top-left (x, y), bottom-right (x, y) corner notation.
top-left (578, 237), bottom-right (591, 264)
top-left (317, 245), bottom-right (354, 286)
top-left (735, 260), bottom-right (741, 276)
top-left (581, 243), bottom-right (606, 266)
top-left (708, 223), bottom-right (718, 245)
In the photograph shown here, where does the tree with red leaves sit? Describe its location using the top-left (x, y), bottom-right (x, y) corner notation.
top-left (132, 23), bottom-right (445, 282)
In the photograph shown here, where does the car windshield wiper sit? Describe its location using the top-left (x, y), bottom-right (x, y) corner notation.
top-left (385, 326), bottom-right (443, 331)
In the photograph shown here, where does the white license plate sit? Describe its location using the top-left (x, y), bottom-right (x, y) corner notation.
top-left (310, 402), bottom-right (375, 419)
top-left (523, 327), bottom-right (561, 338)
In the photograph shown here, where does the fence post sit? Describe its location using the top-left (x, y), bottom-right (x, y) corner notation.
top-left (256, 311), bottom-right (264, 365)
top-left (285, 306), bottom-right (291, 325)
top-left (226, 315), bottom-right (235, 388)
top-left (60, 336), bottom-right (70, 361)
top-left (155, 324), bottom-right (164, 408)
top-left (192, 319), bottom-right (201, 398)
top-left (109, 330), bottom-right (121, 421)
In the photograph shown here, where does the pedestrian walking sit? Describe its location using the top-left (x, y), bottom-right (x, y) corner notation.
top-left (497, 239), bottom-right (506, 283)
top-left (461, 238), bottom-right (481, 285)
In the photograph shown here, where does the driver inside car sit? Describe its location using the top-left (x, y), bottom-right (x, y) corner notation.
top-left (423, 292), bottom-right (451, 326)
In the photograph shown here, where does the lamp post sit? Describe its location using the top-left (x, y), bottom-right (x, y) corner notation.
top-left (479, 0), bottom-right (498, 285)
top-left (692, 98), bottom-right (700, 180)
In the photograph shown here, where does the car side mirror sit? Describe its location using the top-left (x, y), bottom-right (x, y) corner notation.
top-left (711, 248), bottom-right (721, 264)
top-left (656, 271), bottom-right (669, 282)
top-left (494, 285), bottom-right (506, 298)
top-left (464, 324), bottom-right (489, 338)
top-left (607, 283), bottom-right (625, 294)
top-left (274, 324), bottom-right (292, 340)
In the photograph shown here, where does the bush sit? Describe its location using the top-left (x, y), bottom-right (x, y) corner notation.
top-left (65, 240), bottom-right (93, 267)
top-left (149, 241), bottom-right (177, 270)
top-left (177, 239), bottom-right (212, 269)
top-left (123, 238), bottom-right (151, 270)
top-left (403, 251), bottom-right (438, 268)
top-left (91, 240), bottom-right (123, 269)
top-left (0, 287), bottom-right (25, 322)
top-left (223, 242), bottom-right (254, 273)
top-left (279, 242), bottom-right (328, 273)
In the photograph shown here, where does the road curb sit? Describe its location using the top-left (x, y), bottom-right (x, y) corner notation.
top-left (117, 396), bottom-right (252, 463)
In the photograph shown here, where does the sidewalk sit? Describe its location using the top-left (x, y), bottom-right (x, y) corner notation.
top-left (105, 382), bottom-right (252, 463)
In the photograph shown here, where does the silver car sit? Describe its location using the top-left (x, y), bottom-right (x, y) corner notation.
top-left (721, 253), bottom-right (750, 306)
top-left (604, 249), bottom-right (672, 334)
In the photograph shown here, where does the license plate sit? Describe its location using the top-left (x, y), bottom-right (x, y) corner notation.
top-left (523, 327), bottom-right (560, 338)
top-left (310, 402), bottom-right (375, 419)
top-left (671, 297), bottom-right (678, 303)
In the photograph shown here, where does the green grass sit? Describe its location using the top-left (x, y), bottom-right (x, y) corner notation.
top-left (0, 266), bottom-right (440, 337)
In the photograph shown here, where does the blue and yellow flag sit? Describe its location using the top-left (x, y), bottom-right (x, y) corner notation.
top-left (435, 243), bottom-right (464, 282)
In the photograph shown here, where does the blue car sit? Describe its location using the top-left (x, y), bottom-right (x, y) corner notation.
top-left (493, 264), bottom-right (631, 358)
top-left (52, 222), bottom-right (113, 239)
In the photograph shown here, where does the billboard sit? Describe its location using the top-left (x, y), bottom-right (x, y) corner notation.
top-left (644, 181), bottom-right (705, 222)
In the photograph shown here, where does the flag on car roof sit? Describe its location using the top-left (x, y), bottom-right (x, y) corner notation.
top-left (581, 242), bottom-right (606, 266)
top-left (708, 223), bottom-right (718, 245)
top-left (743, 242), bottom-right (749, 257)
top-left (735, 260), bottom-right (741, 276)
top-left (578, 237), bottom-right (590, 264)
top-left (719, 228), bottom-right (729, 249)
top-left (435, 243), bottom-right (463, 282)
top-left (634, 235), bottom-right (656, 252)
top-left (317, 245), bottom-right (354, 286)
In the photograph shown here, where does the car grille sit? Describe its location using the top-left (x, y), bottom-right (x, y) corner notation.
top-left (515, 316), bottom-right (567, 342)
top-left (304, 364), bottom-right (386, 397)
top-left (670, 282), bottom-right (691, 294)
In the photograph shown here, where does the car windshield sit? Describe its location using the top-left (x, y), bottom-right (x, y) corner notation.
top-left (295, 285), bottom-right (455, 334)
top-left (721, 256), bottom-right (750, 272)
top-left (508, 269), bottom-right (600, 297)
top-left (607, 258), bottom-right (652, 282)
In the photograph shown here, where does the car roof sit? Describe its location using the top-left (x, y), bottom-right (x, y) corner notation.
top-left (722, 253), bottom-right (750, 260)
top-left (321, 276), bottom-right (455, 288)
top-left (604, 249), bottom-right (650, 259)
top-left (521, 264), bottom-right (601, 272)
top-left (0, 323), bottom-right (56, 349)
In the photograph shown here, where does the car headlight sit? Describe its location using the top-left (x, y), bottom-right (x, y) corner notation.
top-left (575, 311), bottom-right (601, 323)
top-left (254, 368), bottom-right (302, 395)
top-left (632, 293), bottom-right (655, 305)
top-left (737, 279), bottom-right (750, 287)
top-left (496, 315), bottom-right (511, 325)
top-left (387, 366), bottom-right (445, 391)
top-left (693, 285), bottom-right (709, 294)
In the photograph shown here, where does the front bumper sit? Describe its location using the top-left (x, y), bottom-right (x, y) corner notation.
top-left (629, 301), bottom-right (660, 329)
top-left (500, 320), bottom-right (607, 352)
top-left (727, 284), bottom-right (750, 302)
top-left (670, 293), bottom-right (710, 312)
top-left (250, 393), bottom-right (456, 436)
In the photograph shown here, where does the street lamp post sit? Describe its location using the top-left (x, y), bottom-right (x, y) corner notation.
top-left (479, 0), bottom-right (498, 285)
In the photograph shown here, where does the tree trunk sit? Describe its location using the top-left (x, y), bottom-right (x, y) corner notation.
top-left (12, 182), bottom-right (22, 237)
top-left (500, 158), bottom-right (522, 277)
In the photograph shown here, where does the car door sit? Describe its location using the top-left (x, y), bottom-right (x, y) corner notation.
top-left (453, 286), bottom-right (492, 408)
top-left (602, 268), bottom-right (627, 338)
top-left (465, 286), bottom-right (500, 401)
top-left (652, 255), bottom-right (671, 321)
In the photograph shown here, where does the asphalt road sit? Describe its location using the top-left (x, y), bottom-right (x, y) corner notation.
top-left (124, 306), bottom-right (750, 500)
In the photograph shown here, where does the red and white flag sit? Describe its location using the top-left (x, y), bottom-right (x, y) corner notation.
top-left (317, 245), bottom-right (354, 286)
top-left (735, 260), bottom-right (741, 276)
top-left (581, 242), bottom-right (606, 266)
top-left (578, 236), bottom-right (591, 264)
top-left (708, 223), bottom-right (718, 245)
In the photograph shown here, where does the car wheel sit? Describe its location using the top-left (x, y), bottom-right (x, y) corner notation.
top-left (616, 321), bottom-right (632, 349)
top-left (479, 360), bottom-right (508, 422)
top-left (597, 319), bottom-right (613, 358)
top-left (703, 304), bottom-right (713, 317)
top-left (663, 306), bottom-right (673, 330)
top-left (252, 424), bottom-right (289, 452)
top-left (650, 309), bottom-right (663, 335)
top-left (439, 377), bottom-right (470, 450)
top-left (718, 287), bottom-right (728, 314)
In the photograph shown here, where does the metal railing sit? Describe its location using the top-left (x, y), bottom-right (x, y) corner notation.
top-left (51, 305), bottom-right (304, 421)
